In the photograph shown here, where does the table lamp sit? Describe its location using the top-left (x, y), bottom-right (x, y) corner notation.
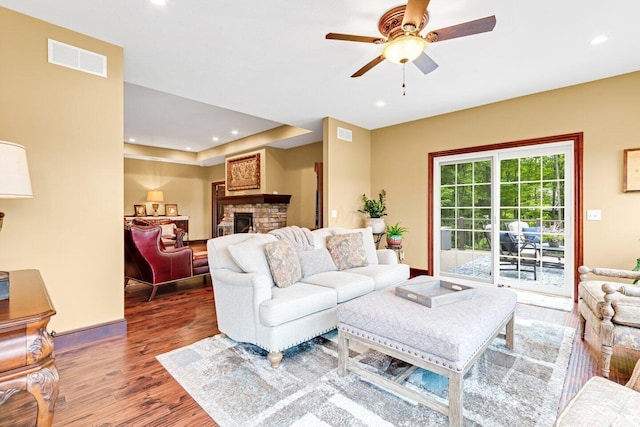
top-left (0, 141), bottom-right (34, 300)
top-left (147, 190), bottom-right (164, 217)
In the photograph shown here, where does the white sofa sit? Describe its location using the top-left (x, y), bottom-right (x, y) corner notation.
top-left (207, 226), bottom-right (410, 367)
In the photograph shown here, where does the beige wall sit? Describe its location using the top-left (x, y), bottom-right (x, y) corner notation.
top-left (265, 147), bottom-right (287, 194)
top-left (124, 159), bottom-right (211, 239)
top-left (323, 117), bottom-right (372, 228)
top-left (284, 142), bottom-right (323, 228)
top-left (0, 8), bottom-right (124, 333)
top-left (371, 71), bottom-right (640, 271)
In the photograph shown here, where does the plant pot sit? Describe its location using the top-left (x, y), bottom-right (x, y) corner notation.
top-left (386, 236), bottom-right (402, 247)
top-left (364, 218), bottom-right (385, 234)
top-left (549, 240), bottom-right (560, 248)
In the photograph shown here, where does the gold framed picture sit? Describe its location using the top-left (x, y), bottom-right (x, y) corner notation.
top-left (165, 204), bottom-right (178, 216)
top-left (624, 148), bottom-right (640, 192)
top-left (134, 204), bottom-right (147, 217)
top-left (227, 153), bottom-right (261, 191)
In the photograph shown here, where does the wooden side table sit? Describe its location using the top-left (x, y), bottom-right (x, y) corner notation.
top-left (0, 270), bottom-right (58, 426)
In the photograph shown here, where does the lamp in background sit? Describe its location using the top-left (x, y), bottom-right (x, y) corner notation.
top-left (146, 190), bottom-right (164, 217)
top-left (0, 140), bottom-right (34, 300)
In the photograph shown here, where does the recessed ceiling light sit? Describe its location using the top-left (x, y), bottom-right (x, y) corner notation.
top-left (150, 0), bottom-right (167, 5)
top-left (231, 130), bottom-right (239, 135)
top-left (128, 138), bottom-right (136, 143)
top-left (185, 146), bottom-right (192, 151)
top-left (591, 35), bottom-right (608, 45)
top-left (212, 137), bottom-right (219, 142)
top-left (376, 100), bottom-right (386, 107)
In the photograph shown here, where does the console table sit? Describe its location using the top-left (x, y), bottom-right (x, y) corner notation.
top-left (0, 270), bottom-right (58, 426)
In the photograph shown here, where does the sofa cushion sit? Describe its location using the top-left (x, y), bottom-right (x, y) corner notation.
top-left (207, 233), bottom-right (256, 272)
top-left (298, 248), bottom-right (337, 277)
top-left (301, 271), bottom-right (374, 303)
top-left (259, 283), bottom-right (337, 327)
top-left (264, 239), bottom-right (302, 288)
top-left (228, 234), bottom-right (278, 286)
top-left (310, 228), bottom-right (334, 249)
top-left (333, 227), bottom-right (378, 265)
top-left (347, 263), bottom-right (411, 290)
top-left (326, 232), bottom-right (368, 270)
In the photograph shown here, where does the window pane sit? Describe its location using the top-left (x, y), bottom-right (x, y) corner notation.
top-left (520, 157), bottom-right (541, 181)
top-left (474, 160), bottom-right (491, 184)
top-left (458, 163), bottom-right (472, 184)
top-left (500, 183), bottom-right (519, 206)
top-left (520, 182), bottom-right (541, 207)
top-left (500, 159), bottom-right (518, 182)
top-left (441, 164), bottom-right (456, 185)
top-left (457, 185), bottom-right (472, 207)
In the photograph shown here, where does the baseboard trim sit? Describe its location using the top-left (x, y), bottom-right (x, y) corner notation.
top-left (410, 267), bottom-right (429, 277)
top-left (54, 318), bottom-right (127, 352)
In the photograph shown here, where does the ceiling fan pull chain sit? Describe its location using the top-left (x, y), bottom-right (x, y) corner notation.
top-left (402, 63), bottom-right (406, 96)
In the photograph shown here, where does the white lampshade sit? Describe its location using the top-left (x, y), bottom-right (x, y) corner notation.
top-left (383, 36), bottom-right (427, 64)
top-left (0, 141), bottom-right (33, 199)
top-left (146, 190), bottom-right (164, 202)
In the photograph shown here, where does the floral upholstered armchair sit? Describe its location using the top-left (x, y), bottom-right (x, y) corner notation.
top-left (578, 265), bottom-right (640, 377)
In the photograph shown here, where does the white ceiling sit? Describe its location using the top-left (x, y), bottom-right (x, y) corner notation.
top-left (2, 0), bottom-right (639, 165)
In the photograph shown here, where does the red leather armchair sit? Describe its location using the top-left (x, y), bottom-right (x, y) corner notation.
top-left (124, 225), bottom-right (209, 301)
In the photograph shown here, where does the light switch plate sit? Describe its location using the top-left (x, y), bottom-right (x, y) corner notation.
top-left (586, 210), bottom-right (601, 220)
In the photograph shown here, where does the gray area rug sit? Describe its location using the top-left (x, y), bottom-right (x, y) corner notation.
top-left (157, 319), bottom-right (574, 426)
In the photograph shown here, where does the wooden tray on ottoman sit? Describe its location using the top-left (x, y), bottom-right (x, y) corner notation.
top-left (395, 276), bottom-right (476, 308)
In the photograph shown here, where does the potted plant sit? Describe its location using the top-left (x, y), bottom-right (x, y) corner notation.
top-left (385, 222), bottom-right (408, 247)
top-left (358, 190), bottom-right (387, 233)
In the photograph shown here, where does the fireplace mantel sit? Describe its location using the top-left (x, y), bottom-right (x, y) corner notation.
top-left (217, 194), bottom-right (291, 205)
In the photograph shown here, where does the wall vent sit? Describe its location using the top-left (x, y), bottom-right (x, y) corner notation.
top-left (337, 127), bottom-right (352, 142)
top-left (48, 39), bottom-right (107, 77)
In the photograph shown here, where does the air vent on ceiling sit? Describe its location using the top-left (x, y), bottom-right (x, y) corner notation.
top-left (48, 39), bottom-right (107, 77)
top-left (337, 127), bottom-right (352, 142)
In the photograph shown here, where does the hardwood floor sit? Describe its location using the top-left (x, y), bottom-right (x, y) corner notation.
top-left (2, 276), bottom-right (639, 426)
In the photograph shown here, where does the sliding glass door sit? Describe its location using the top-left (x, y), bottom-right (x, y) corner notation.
top-left (434, 142), bottom-right (574, 297)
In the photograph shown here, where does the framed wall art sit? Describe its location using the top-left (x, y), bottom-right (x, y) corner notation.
top-left (227, 153), bottom-right (261, 191)
top-left (624, 148), bottom-right (640, 192)
top-left (134, 204), bottom-right (147, 217)
top-left (165, 204), bottom-right (178, 216)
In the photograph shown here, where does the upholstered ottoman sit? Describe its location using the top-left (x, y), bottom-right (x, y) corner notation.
top-left (337, 278), bottom-right (517, 427)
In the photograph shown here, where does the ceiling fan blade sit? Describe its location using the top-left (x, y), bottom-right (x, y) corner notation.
top-left (402, 0), bottom-right (431, 32)
top-left (426, 16), bottom-right (496, 43)
top-left (413, 52), bottom-right (439, 75)
top-left (326, 33), bottom-right (386, 44)
top-left (351, 55), bottom-right (386, 78)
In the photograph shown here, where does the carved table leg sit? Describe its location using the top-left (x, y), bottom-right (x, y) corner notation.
top-left (27, 365), bottom-right (59, 427)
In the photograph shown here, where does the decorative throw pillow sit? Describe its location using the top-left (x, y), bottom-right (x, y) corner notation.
top-left (160, 223), bottom-right (176, 237)
top-left (298, 248), bottom-right (337, 277)
top-left (264, 239), bottom-right (302, 288)
top-left (326, 233), bottom-right (368, 271)
top-left (334, 227), bottom-right (378, 265)
top-left (228, 234), bottom-right (278, 286)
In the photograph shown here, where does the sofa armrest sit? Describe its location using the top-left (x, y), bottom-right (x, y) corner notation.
top-left (210, 269), bottom-right (273, 342)
top-left (579, 265), bottom-right (640, 282)
top-left (376, 249), bottom-right (398, 265)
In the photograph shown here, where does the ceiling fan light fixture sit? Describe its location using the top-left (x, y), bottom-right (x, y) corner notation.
top-left (383, 35), bottom-right (426, 64)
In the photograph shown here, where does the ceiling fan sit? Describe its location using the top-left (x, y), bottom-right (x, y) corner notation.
top-left (326, 0), bottom-right (496, 77)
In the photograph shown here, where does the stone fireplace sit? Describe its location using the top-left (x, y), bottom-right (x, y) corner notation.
top-left (217, 194), bottom-right (292, 236)
top-left (234, 212), bottom-right (254, 233)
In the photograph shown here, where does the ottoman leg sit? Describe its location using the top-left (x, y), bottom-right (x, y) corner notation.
top-left (448, 373), bottom-right (463, 427)
top-left (505, 314), bottom-right (515, 350)
top-left (338, 330), bottom-right (348, 376)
